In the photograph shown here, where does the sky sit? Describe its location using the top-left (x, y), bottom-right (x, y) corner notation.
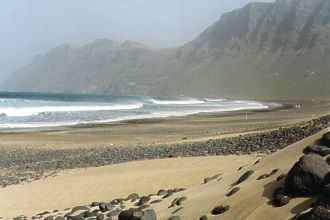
top-left (0, 0), bottom-right (274, 82)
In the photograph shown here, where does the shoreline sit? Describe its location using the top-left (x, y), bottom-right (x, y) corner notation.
top-left (0, 99), bottom-right (287, 134)
top-left (0, 114), bottom-right (329, 188)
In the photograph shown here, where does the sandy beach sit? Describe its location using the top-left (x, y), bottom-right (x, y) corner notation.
top-left (0, 100), bottom-right (329, 219)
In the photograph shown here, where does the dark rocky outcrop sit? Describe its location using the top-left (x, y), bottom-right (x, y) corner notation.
top-left (304, 145), bottom-right (330, 157)
top-left (285, 154), bottom-right (329, 195)
top-left (322, 132), bottom-right (330, 147)
top-left (293, 206), bottom-right (330, 220)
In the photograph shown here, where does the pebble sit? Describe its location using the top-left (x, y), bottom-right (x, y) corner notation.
top-left (211, 204), bottom-right (230, 215)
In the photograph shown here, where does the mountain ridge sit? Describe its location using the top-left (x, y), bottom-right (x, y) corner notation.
top-left (3, 0), bottom-right (330, 99)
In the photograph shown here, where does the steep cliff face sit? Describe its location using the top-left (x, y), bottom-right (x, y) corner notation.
top-left (4, 0), bottom-right (330, 99)
top-left (163, 0), bottom-right (330, 99)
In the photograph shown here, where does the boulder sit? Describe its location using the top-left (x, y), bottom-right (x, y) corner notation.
top-left (294, 206), bottom-right (330, 220)
top-left (97, 214), bottom-right (105, 220)
top-left (304, 145), bottom-right (330, 157)
top-left (273, 188), bottom-right (290, 207)
top-left (323, 184), bottom-right (330, 202)
top-left (118, 209), bottom-right (156, 220)
top-left (321, 132), bottom-right (330, 147)
top-left (285, 155), bottom-right (328, 195)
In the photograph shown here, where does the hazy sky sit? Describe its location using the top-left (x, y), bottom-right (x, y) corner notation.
top-left (0, 0), bottom-right (274, 82)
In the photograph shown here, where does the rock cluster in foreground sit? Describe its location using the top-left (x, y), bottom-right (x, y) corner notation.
top-left (271, 131), bottom-right (330, 219)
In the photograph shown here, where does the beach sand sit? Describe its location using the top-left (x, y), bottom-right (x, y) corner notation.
top-left (0, 129), bottom-right (328, 219)
top-left (0, 100), bottom-right (329, 219)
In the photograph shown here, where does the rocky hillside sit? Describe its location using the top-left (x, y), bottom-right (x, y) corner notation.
top-left (3, 0), bottom-right (330, 99)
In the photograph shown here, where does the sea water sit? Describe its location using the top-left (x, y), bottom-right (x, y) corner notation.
top-left (0, 91), bottom-right (280, 131)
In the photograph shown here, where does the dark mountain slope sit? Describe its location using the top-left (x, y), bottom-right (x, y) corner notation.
top-left (4, 0), bottom-right (330, 99)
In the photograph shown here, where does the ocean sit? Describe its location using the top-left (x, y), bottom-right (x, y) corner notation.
top-left (0, 92), bottom-right (280, 131)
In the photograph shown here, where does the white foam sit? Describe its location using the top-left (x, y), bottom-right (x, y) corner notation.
top-left (204, 98), bottom-right (226, 102)
top-left (149, 98), bottom-right (204, 105)
top-left (0, 103), bottom-right (143, 117)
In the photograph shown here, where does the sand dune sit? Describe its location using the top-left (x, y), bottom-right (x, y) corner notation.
top-left (0, 155), bottom-right (257, 218)
top-left (0, 128), bottom-right (329, 219)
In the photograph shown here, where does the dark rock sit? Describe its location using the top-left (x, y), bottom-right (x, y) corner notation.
top-left (38, 212), bottom-right (51, 216)
top-left (105, 203), bottom-right (115, 211)
top-left (84, 211), bottom-right (98, 218)
top-left (304, 145), bottom-right (330, 157)
top-left (323, 184), bottom-right (330, 202)
top-left (163, 191), bottom-right (174, 199)
top-left (257, 174), bottom-right (269, 180)
top-left (118, 208), bottom-right (156, 220)
top-left (71, 206), bottom-right (89, 213)
top-left (203, 177), bottom-right (211, 184)
top-left (294, 206), bottom-right (330, 220)
top-left (150, 199), bottom-right (162, 204)
top-left (157, 190), bottom-right (167, 196)
top-left (199, 215), bottom-right (208, 220)
top-left (324, 173), bottom-right (330, 185)
top-left (172, 207), bottom-right (184, 214)
top-left (211, 204), bottom-right (230, 215)
top-left (67, 216), bottom-right (85, 220)
top-left (326, 156), bottom-right (330, 165)
top-left (97, 214), bottom-right (105, 220)
top-left (44, 216), bottom-right (54, 220)
top-left (236, 170), bottom-right (254, 185)
top-left (253, 159), bottom-right (261, 165)
top-left (127, 193), bottom-right (140, 201)
top-left (106, 209), bottom-right (121, 217)
top-left (54, 217), bottom-right (64, 220)
top-left (110, 199), bottom-right (120, 205)
top-left (270, 169), bottom-right (280, 176)
top-left (13, 217), bottom-right (27, 220)
top-left (238, 166), bottom-right (245, 171)
top-left (226, 187), bottom-right (240, 197)
top-left (138, 204), bottom-right (150, 210)
top-left (175, 197), bottom-right (187, 206)
top-left (167, 216), bottom-right (180, 220)
top-left (91, 202), bottom-right (100, 207)
top-left (137, 196), bottom-right (150, 206)
top-left (273, 187), bottom-right (290, 207)
top-left (99, 203), bottom-right (107, 212)
top-left (285, 155), bottom-right (329, 195)
top-left (321, 132), bottom-right (330, 147)
top-left (276, 174), bottom-right (286, 181)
